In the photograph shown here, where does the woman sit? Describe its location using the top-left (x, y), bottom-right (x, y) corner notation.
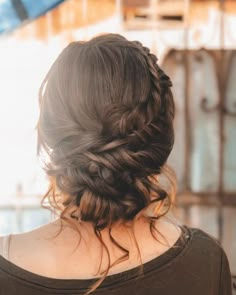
top-left (0, 34), bottom-right (232, 295)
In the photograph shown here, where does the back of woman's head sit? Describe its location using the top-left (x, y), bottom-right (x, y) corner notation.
top-left (37, 33), bottom-right (175, 230)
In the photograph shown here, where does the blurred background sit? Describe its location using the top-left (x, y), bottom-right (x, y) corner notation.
top-left (0, 0), bottom-right (235, 289)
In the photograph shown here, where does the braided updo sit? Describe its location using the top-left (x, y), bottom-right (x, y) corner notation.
top-left (38, 34), bottom-right (175, 230)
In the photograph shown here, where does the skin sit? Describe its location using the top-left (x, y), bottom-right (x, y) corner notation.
top-left (0, 214), bottom-right (181, 279)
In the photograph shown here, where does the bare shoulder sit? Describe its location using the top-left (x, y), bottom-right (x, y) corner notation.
top-left (0, 222), bottom-right (63, 275)
top-left (2, 220), bottom-right (79, 262)
top-left (9, 221), bottom-right (61, 254)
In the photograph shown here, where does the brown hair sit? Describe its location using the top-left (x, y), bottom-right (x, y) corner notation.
top-left (37, 33), bottom-right (176, 294)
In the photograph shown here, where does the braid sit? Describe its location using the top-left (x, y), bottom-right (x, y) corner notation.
top-left (38, 34), bottom-right (177, 294)
top-left (39, 34), bottom-right (175, 227)
top-left (131, 41), bottom-right (173, 119)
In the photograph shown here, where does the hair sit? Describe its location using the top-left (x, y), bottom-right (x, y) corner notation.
top-left (37, 33), bottom-right (176, 294)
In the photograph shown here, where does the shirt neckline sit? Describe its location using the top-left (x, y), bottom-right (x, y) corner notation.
top-left (0, 225), bottom-right (191, 292)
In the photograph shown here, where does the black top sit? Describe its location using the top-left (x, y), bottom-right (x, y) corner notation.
top-left (0, 226), bottom-right (232, 295)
